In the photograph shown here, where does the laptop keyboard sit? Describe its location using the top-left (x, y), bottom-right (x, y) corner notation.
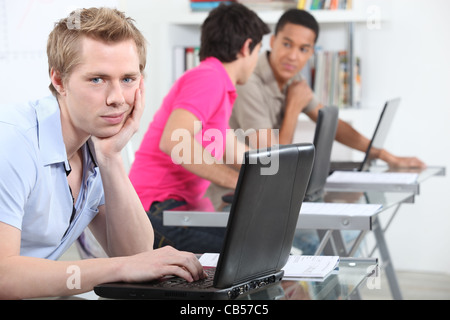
top-left (155, 267), bottom-right (216, 289)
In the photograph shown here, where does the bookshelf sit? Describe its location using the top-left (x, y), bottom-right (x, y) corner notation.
top-left (167, 9), bottom-right (366, 25)
top-left (169, 2), bottom-right (369, 109)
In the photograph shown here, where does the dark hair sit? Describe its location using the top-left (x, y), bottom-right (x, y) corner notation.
top-left (199, 3), bottom-right (270, 62)
top-left (275, 9), bottom-right (319, 43)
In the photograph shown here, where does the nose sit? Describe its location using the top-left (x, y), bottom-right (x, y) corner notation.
top-left (287, 47), bottom-right (299, 61)
top-left (106, 82), bottom-right (125, 107)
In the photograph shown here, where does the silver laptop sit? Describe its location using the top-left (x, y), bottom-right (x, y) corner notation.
top-left (94, 143), bottom-right (315, 300)
top-left (329, 98), bottom-right (401, 173)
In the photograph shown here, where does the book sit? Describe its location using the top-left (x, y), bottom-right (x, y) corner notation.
top-left (237, 0), bottom-right (297, 11)
top-left (190, 1), bottom-right (236, 12)
top-left (308, 49), bottom-right (360, 109)
top-left (173, 46), bottom-right (201, 81)
top-left (298, 0), bottom-right (352, 10)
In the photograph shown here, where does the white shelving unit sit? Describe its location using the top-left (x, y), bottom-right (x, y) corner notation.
top-left (168, 9), bottom-right (367, 25)
top-left (166, 7), bottom-right (368, 108)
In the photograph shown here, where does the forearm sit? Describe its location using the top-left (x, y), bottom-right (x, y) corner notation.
top-left (167, 136), bottom-right (239, 190)
top-left (97, 154), bottom-right (153, 257)
top-left (0, 255), bottom-right (125, 299)
top-left (335, 119), bottom-right (371, 153)
top-left (279, 103), bottom-right (301, 145)
top-left (181, 145), bottom-right (239, 190)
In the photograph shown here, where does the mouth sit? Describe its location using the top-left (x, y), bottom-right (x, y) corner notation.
top-left (101, 112), bottom-right (126, 125)
top-left (282, 63), bottom-right (297, 72)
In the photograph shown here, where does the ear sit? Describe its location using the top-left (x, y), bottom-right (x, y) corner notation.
top-left (270, 34), bottom-right (275, 50)
top-left (239, 38), bottom-right (253, 58)
top-left (50, 68), bottom-right (66, 96)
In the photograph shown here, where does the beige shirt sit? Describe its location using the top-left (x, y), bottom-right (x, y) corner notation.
top-left (230, 51), bottom-right (319, 131)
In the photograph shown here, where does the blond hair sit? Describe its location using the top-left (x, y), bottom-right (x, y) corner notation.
top-left (47, 7), bottom-right (147, 96)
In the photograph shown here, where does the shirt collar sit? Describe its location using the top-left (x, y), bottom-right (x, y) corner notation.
top-left (255, 51), bottom-right (285, 100)
top-left (35, 96), bottom-right (69, 168)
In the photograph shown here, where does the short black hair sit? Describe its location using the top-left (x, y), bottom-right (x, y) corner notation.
top-left (275, 9), bottom-right (319, 43)
top-left (199, 3), bottom-right (270, 62)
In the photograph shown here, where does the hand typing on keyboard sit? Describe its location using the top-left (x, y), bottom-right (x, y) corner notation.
top-left (119, 246), bottom-right (207, 283)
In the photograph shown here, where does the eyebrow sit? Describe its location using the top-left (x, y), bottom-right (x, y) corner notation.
top-left (84, 72), bottom-right (141, 78)
top-left (282, 37), bottom-right (313, 48)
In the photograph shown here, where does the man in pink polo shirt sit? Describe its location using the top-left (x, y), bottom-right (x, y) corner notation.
top-left (129, 3), bottom-right (270, 252)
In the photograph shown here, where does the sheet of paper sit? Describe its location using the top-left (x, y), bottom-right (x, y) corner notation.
top-left (199, 253), bottom-right (340, 281)
top-left (281, 255), bottom-right (340, 280)
top-left (327, 171), bottom-right (419, 185)
top-left (199, 253), bottom-right (220, 267)
top-left (300, 202), bottom-right (382, 217)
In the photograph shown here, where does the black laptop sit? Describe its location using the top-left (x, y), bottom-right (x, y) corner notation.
top-left (304, 106), bottom-right (339, 201)
top-left (94, 143), bottom-right (315, 300)
top-left (329, 98), bottom-right (401, 173)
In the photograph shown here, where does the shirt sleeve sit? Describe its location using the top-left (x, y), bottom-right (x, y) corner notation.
top-left (171, 69), bottom-right (223, 124)
top-left (0, 124), bottom-right (37, 230)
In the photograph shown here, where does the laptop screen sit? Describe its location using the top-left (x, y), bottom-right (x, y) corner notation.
top-left (305, 106), bottom-right (339, 201)
top-left (359, 98), bottom-right (401, 171)
top-left (214, 143), bottom-right (315, 288)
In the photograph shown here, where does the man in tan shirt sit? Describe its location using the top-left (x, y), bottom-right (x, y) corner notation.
top-left (230, 9), bottom-right (425, 168)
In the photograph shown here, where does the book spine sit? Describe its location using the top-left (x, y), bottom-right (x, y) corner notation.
top-left (297, 0), bottom-right (306, 9)
top-left (174, 46), bottom-right (201, 82)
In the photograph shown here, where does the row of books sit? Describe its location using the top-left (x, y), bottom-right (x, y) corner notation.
top-left (173, 46), bottom-right (201, 80)
top-left (174, 46), bottom-right (361, 109)
top-left (237, 0), bottom-right (297, 10)
top-left (304, 50), bottom-right (361, 108)
top-left (297, 0), bottom-right (353, 10)
top-left (189, 0), bottom-right (352, 12)
top-left (190, 0), bottom-right (236, 12)
top-left (190, 0), bottom-right (298, 12)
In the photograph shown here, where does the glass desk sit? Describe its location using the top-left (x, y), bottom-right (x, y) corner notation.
top-left (164, 190), bottom-right (413, 300)
top-left (325, 165), bottom-right (446, 194)
top-left (62, 258), bottom-right (377, 301)
top-left (165, 166), bottom-right (446, 300)
top-left (245, 258), bottom-right (378, 300)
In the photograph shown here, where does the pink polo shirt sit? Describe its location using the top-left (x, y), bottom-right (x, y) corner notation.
top-left (129, 57), bottom-right (237, 211)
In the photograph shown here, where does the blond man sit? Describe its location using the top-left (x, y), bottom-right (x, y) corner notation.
top-left (0, 8), bottom-right (204, 300)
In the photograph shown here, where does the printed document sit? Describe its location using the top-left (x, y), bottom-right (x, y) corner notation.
top-left (199, 254), bottom-right (340, 281)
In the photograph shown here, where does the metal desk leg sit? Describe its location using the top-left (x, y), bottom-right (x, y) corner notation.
top-left (317, 229), bottom-right (349, 257)
top-left (372, 215), bottom-right (403, 300)
top-left (331, 230), bottom-right (348, 256)
top-left (315, 230), bottom-right (333, 255)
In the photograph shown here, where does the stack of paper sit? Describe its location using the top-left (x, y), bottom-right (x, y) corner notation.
top-left (326, 171), bottom-right (419, 193)
top-left (281, 255), bottom-right (340, 281)
top-left (327, 171), bottom-right (419, 185)
top-left (301, 202), bottom-right (382, 217)
top-left (199, 254), bottom-right (339, 281)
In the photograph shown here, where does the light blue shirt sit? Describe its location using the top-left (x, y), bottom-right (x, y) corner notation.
top-left (0, 96), bottom-right (105, 260)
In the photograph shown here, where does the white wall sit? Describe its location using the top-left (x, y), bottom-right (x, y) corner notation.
top-left (2, 0), bottom-right (449, 274)
top-left (355, 0), bottom-right (450, 274)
